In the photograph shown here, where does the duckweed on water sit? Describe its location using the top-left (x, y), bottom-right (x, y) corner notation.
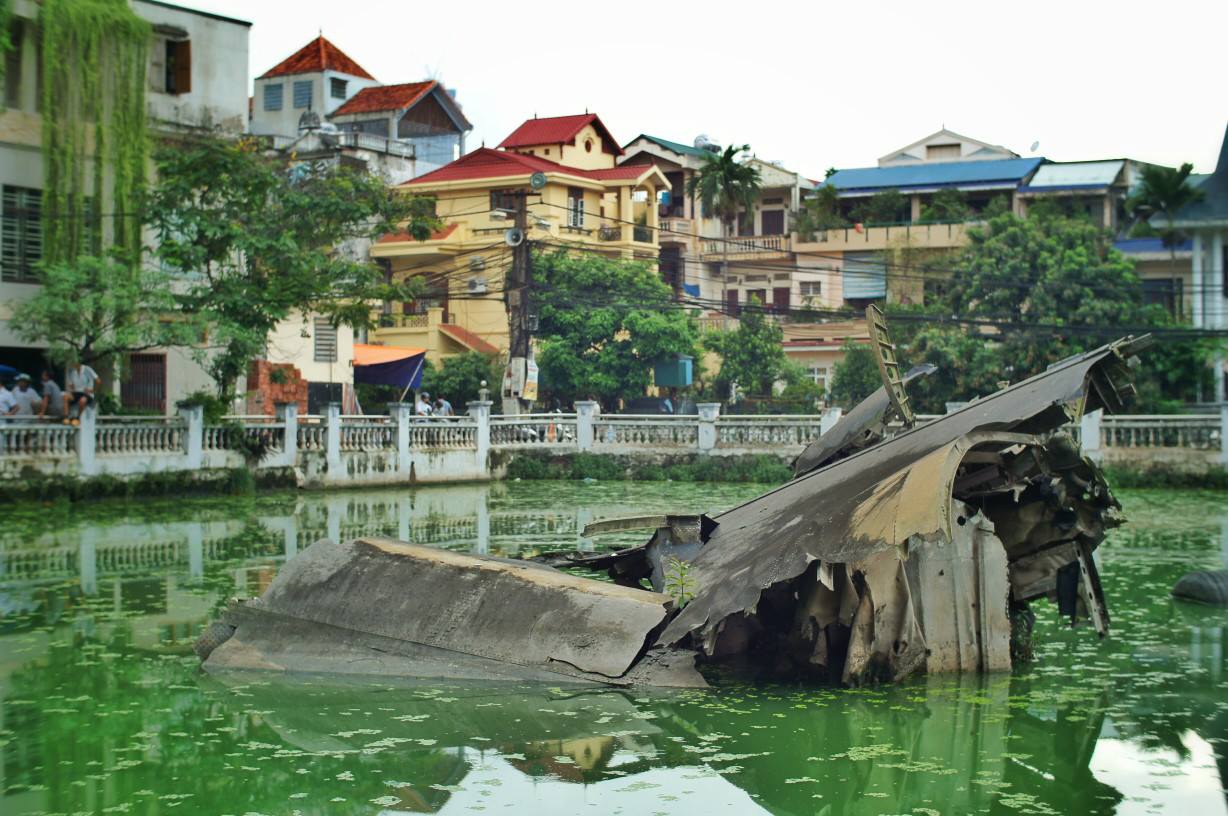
top-left (0, 481), bottom-right (1226, 814)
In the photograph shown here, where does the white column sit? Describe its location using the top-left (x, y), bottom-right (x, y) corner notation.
top-left (325, 402), bottom-right (342, 473)
top-left (697, 402), bottom-right (721, 453)
top-left (1220, 403), bottom-right (1228, 465)
top-left (1080, 409), bottom-right (1103, 461)
top-left (1213, 231), bottom-right (1226, 329)
top-left (389, 402), bottom-right (411, 475)
top-left (574, 400), bottom-right (596, 451)
top-left (467, 400), bottom-right (492, 473)
top-left (276, 402), bottom-right (298, 469)
top-left (186, 524), bottom-right (204, 581)
top-left (178, 404), bottom-right (203, 469)
top-left (77, 406), bottom-right (97, 475)
top-left (1192, 231), bottom-right (1205, 329)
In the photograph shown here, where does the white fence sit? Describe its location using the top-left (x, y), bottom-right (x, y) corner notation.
top-left (3, 403), bottom-right (1227, 484)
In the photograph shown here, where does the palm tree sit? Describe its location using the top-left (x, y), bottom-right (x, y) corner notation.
top-left (687, 144), bottom-right (761, 316)
top-left (1128, 162), bottom-right (1205, 278)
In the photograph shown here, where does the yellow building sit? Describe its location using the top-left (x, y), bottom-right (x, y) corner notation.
top-left (372, 113), bottom-right (669, 362)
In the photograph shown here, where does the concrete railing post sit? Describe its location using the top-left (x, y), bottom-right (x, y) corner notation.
top-left (389, 402), bottom-right (412, 475)
top-left (820, 406), bottom-right (843, 435)
top-left (574, 400), bottom-right (596, 451)
top-left (77, 406), bottom-right (97, 475)
top-left (1220, 403), bottom-right (1228, 465)
top-left (325, 402), bottom-right (342, 472)
top-left (179, 404), bottom-right (204, 469)
top-left (275, 402), bottom-right (298, 469)
top-left (1080, 409), bottom-right (1103, 461)
top-left (468, 400), bottom-right (492, 471)
top-left (697, 402), bottom-right (721, 454)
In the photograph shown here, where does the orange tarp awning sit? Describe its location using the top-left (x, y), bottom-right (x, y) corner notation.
top-left (353, 343), bottom-right (426, 366)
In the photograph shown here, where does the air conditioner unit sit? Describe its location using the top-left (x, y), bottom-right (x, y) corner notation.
top-left (467, 277), bottom-right (488, 295)
top-left (469, 256), bottom-right (486, 272)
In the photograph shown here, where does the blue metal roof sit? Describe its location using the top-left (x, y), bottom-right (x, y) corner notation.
top-left (825, 157), bottom-right (1044, 195)
top-left (1113, 237), bottom-right (1193, 254)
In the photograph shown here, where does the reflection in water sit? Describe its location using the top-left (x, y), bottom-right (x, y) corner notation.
top-left (0, 484), bottom-right (1225, 814)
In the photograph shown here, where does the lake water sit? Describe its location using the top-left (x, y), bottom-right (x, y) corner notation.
top-left (1, 481), bottom-right (1226, 815)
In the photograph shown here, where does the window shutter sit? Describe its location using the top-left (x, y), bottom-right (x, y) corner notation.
top-left (173, 39), bottom-right (192, 94)
top-left (578, 199), bottom-right (584, 227)
top-left (313, 318), bottom-right (338, 363)
top-left (293, 80), bottom-right (312, 109)
top-left (263, 84), bottom-right (283, 111)
top-left (1, 186), bottom-right (41, 282)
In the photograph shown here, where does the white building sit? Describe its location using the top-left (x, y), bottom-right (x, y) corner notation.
top-left (0, 0), bottom-right (250, 413)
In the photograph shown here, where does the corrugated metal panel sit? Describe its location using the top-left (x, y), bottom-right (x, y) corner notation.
top-left (825, 157), bottom-right (1043, 194)
top-left (843, 252), bottom-right (886, 299)
top-left (1026, 160), bottom-right (1123, 188)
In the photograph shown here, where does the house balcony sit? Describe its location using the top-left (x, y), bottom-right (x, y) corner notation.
top-left (700, 234), bottom-right (792, 262)
top-left (658, 217), bottom-right (694, 246)
top-left (793, 221), bottom-right (975, 254)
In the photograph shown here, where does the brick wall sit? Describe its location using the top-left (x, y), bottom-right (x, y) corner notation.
top-left (245, 360), bottom-right (308, 414)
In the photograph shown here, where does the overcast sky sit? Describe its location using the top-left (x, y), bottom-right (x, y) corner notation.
top-left (190, 0), bottom-right (1226, 179)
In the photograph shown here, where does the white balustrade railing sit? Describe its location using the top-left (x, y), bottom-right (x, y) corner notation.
top-left (490, 414), bottom-right (578, 448)
top-left (95, 417), bottom-right (186, 455)
top-left (340, 417), bottom-right (397, 451)
top-left (297, 421), bottom-right (327, 451)
top-left (0, 421), bottom-right (76, 457)
top-left (593, 415), bottom-right (698, 448)
top-left (204, 423), bottom-right (286, 452)
top-left (1100, 415), bottom-right (1219, 449)
top-left (410, 417), bottom-right (479, 450)
top-left (716, 416), bottom-right (825, 448)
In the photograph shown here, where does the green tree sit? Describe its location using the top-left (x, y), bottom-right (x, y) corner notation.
top-left (851, 189), bottom-right (908, 225)
top-left (899, 207), bottom-right (1212, 411)
top-left (422, 352), bottom-right (499, 407)
top-left (794, 182), bottom-right (848, 240)
top-left (533, 249), bottom-right (699, 406)
top-left (1127, 162), bottom-right (1205, 276)
top-left (147, 136), bottom-right (436, 399)
top-left (687, 144), bottom-right (761, 302)
top-left (919, 188), bottom-right (970, 223)
top-left (703, 299), bottom-right (787, 397)
top-left (828, 341), bottom-right (882, 407)
top-left (12, 253), bottom-right (199, 369)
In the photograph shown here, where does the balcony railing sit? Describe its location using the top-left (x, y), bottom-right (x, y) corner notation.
top-left (701, 234), bottom-right (791, 256)
top-left (633, 225), bottom-right (653, 243)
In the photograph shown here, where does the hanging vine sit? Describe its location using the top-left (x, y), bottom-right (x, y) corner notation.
top-left (40, 0), bottom-right (150, 265)
top-left (0, 0), bottom-right (12, 96)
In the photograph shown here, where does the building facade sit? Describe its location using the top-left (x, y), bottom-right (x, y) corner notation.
top-left (371, 114), bottom-right (668, 363)
top-left (0, 0), bottom-right (250, 413)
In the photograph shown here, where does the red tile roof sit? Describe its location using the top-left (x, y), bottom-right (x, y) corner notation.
top-left (332, 81), bottom-right (435, 116)
top-left (439, 324), bottom-right (500, 355)
top-left (498, 113), bottom-right (622, 156)
top-left (258, 35), bottom-right (374, 80)
top-left (402, 148), bottom-right (657, 188)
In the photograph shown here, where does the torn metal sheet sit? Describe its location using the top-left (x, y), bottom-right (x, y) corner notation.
top-left (204, 537), bottom-right (706, 687)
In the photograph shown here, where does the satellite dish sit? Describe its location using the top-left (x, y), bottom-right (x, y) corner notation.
top-left (504, 227), bottom-right (525, 247)
top-left (529, 172), bottom-right (547, 190)
top-left (1030, 141), bottom-right (1040, 153)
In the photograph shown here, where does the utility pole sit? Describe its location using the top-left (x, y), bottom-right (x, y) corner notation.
top-left (502, 189), bottom-right (536, 416)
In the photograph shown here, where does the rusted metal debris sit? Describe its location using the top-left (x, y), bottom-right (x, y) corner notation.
top-left (200, 337), bottom-right (1146, 687)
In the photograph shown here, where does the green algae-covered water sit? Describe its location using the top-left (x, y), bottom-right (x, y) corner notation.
top-left (1, 481), bottom-right (1225, 815)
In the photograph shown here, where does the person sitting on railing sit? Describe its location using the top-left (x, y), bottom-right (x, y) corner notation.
top-left (415, 391), bottom-right (433, 417)
top-left (0, 377), bottom-right (16, 420)
top-left (434, 396), bottom-right (454, 417)
top-left (62, 361), bottom-right (99, 426)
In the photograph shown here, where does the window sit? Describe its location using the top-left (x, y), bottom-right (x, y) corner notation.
top-left (490, 189), bottom-right (517, 212)
top-left (584, 138), bottom-right (593, 153)
top-left (761, 210), bottom-right (785, 235)
top-left (1, 186), bottom-right (41, 283)
top-left (567, 187), bottom-right (585, 228)
top-left (342, 118), bottom-right (389, 137)
top-left (263, 83), bottom-right (283, 111)
top-left (4, 19), bottom-right (23, 109)
top-left (330, 77), bottom-right (348, 99)
top-left (808, 366), bottom-right (829, 392)
top-left (1142, 278), bottom-right (1183, 318)
top-left (926, 143), bottom-right (961, 161)
top-left (293, 80), bottom-right (312, 109)
top-left (313, 318), bottom-right (338, 363)
top-left (164, 39), bottom-right (191, 94)
top-left (799, 281), bottom-right (822, 298)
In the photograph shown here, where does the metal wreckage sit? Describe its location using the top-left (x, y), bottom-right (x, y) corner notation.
top-left (198, 320), bottom-right (1147, 688)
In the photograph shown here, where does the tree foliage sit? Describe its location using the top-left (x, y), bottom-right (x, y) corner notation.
top-left (533, 249), bottom-right (699, 406)
top-left (828, 341), bottom-right (882, 407)
top-left (919, 188), bottom-right (971, 223)
top-left (12, 254), bottom-right (199, 368)
top-left (40, 0), bottom-right (150, 264)
top-left (1127, 162), bottom-right (1205, 275)
top-left (851, 189), bottom-right (908, 225)
top-left (421, 352), bottom-right (499, 407)
top-left (794, 183), bottom-right (848, 240)
top-left (147, 136), bottom-right (436, 398)
top-left (703, 300), bottom-right (787, 397)
top-left (687, 144), bottom-right (761, 237)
